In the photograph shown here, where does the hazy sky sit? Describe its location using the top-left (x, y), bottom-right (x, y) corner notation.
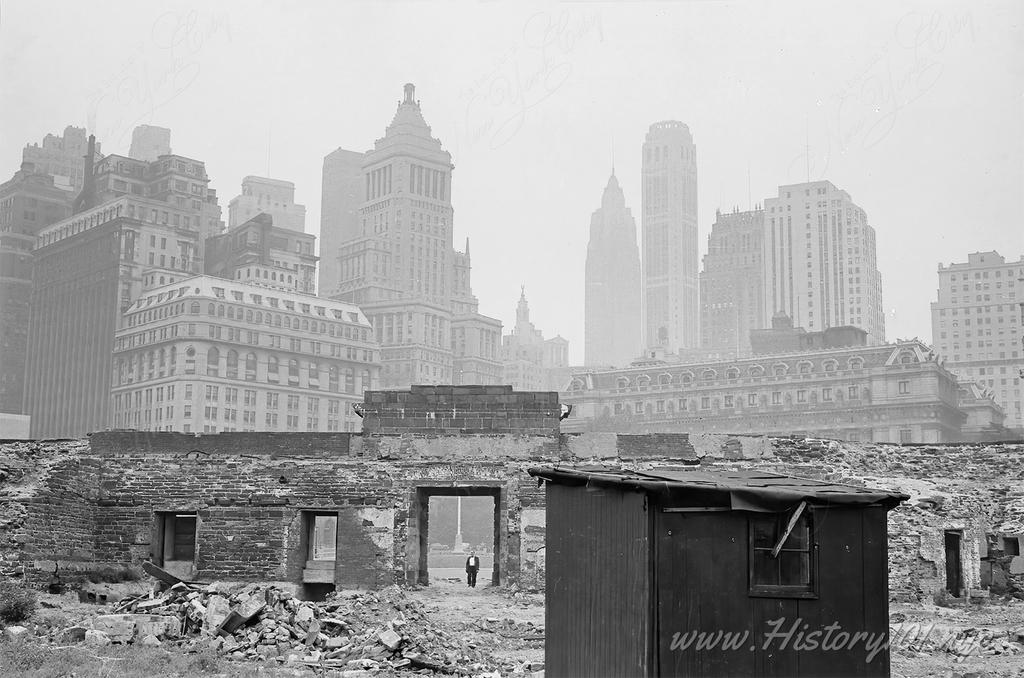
top-left (2, 0), bottom-right (1021, 364)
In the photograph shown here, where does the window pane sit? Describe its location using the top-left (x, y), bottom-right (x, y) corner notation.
top-left (751, 550), bottom-right (778, 586)
top-left (751, 519), bottom-right (775, 547)
top-left (779, 552), bottom-right (810, 586)
top-left (784, 523), bottom-right (809, 550)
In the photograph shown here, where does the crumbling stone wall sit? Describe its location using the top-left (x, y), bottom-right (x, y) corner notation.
top-left (2, 429), bottom-right (1022, 603)
top-left (0, 440), bottom-right (98, 583)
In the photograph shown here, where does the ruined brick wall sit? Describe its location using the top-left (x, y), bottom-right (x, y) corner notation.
top-left (2, 430), bottom-right (1022, 603)
top-left (0, 440), bottom-right (98, 584)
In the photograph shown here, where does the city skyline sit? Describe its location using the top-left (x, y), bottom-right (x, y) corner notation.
top-left (1, 1), bottom-right (1022, 366)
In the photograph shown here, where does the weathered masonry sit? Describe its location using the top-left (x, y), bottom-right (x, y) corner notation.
top-left (1, 385), bottom-right (1022, 602)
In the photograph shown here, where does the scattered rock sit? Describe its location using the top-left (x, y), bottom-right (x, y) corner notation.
top-left (3, 626), bottom-right (28, 641)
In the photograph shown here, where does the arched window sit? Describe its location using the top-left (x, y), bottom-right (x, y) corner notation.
top-left (702, 369), bottom-right (717, 382)
top-left (798, 361), bottom-right (813, 374)
top-left (658, 373), bottom-right (671, 386)
top-left (773, 363), bottom-right (788, 376)
top-left (190, 302), bottom-right (200, 314)
top-left (288, 359), bottom-right (299, 383)
top-left (637, 375), bottom-right (651, 391)
top-left (274, 315), bottom-right (281, 327)
top-left (217, 304), bottom-right (225, 317)
top-left (267, 355), bottom-right (279, 382)
top-left (207, 347), bottom-right (220, 376)
top-left (848, 356), bottom-right (864, 370)
top-left (345, 369), bottom-right (355, 393)
top-left (207, 303), bottom-right (215, 316)
top-left (227, 307), bottom-right (235, 320)
top-left (726, 367), bottom-right (740, 380)
top-left (245, 352), bottom-right (257, 380)
top-left (226, 350), bottom-right (238, 379)
top-left (748, 365), bottom-right (765, 378)
top-left (616, 377), bottom-right (630, 390)
top-left (329, 366), bottom-right (340, 392)
top-left (823, 360), bottom-right (838, 373)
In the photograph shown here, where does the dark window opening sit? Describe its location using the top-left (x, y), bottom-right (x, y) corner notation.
top-left (749, 510), bottom-right (816, 598)
top-left (945, 530), bottom-right (963, 596)
top-left (153, 512), bottom-right (197, 580)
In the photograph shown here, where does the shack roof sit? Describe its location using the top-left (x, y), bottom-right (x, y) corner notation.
top-left (528, 466), bottom-right (909, 512)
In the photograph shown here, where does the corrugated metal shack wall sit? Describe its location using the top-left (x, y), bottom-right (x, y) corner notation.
top-left (545, 482), bottom-right (651, 678)
top-left (654, 506), bottom-right (891, 678)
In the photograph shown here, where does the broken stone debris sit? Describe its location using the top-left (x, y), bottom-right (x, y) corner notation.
top-left (56, 580), bottom-right (542, 675)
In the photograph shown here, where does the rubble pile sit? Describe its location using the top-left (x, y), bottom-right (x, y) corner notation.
top-left (892, 622), bottom-right (1024, 660)
top-left (62, 581), bottom-right (542, 674)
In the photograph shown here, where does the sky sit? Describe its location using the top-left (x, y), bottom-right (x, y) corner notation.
top-left (2, 0), bottom-right (1022, 365)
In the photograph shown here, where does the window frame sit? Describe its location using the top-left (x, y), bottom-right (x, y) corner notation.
top-left (748, 509), bottom-right (818, 599)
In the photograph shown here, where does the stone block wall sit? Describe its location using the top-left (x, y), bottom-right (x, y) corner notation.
top-left (2, 427), bottom-right (1023, 603)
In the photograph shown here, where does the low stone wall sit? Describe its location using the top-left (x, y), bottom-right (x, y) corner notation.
top-left (2, 431), bottom-right (1022, 602)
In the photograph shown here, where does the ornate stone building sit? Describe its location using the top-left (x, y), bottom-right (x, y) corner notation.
top-left (585, 171), bottom-right (641, 367)
top-left (641, 121), bottom-right (698, 352)
top-left (110, 276), bottom-right (378, 433)
top-left (326, 84), bottom-right (501, 388)
top-left (562, 340), bottom-right (1002, 443)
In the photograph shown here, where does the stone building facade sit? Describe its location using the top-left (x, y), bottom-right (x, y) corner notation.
top-left (501, 289), bottom-right (570, 391)
top-left (22, 125), bottom-right (101, 194)
top-left (700, 206), bottom-right (765, 356)
top-left (931, 251), bottom-right (1024, 433)
top-left (205, 213), bottom-right (317, 295)
top-left (228, 176), bottom-right (307, 233)
top-left (585, 172), bottom-right (641, 368)
top-left (0, 163), bottom-right (71, 420)
top-left (561, 339), bottom-right (1002, 443)
top-left (763, 180), bottom-right (885, 344)
top-left (1, 387), bottom-right (1022, 605)
top-left (327, 84), bottom-right (502, 388)
top-left (110, 275), bottom-right (379, 433)
top-left (641, 121), bottom-right (699, 352)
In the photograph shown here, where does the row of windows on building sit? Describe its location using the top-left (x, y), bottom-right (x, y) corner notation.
top-left (607, 382), bottom-right (909, 416)
top-left (115, 347), bottom-right (374, 392)
top-left (946, 268), bottom-right (1024, 281)
top-left (117, 325), bottom-right (375, 362)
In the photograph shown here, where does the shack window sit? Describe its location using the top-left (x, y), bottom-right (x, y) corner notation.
top-left (749, 510), bottom-right (816, 598)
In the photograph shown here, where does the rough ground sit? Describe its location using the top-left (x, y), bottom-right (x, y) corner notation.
top-left (4, 579), bottom-right (1024, 677)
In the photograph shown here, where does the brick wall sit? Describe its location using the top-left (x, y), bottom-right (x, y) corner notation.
top-left (360, 386), bottom-right (561, 435)
top-left (2, 429), bottom-right (1023, 603)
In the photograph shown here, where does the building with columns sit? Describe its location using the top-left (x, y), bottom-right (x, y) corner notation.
top-left (585, 171), bottom-right (641, 368)
top-left (931, 251), bottom-right (1024, 433)
top-left (111, 276), bottom-right (378, 433)
top-left (327, 83), bottom-right (501, 388)
top-left (763, 180), bottom-right (884, 344)
top-left (641, 121), bottom-right (699, 352)
top-left (562, 339), bottom-right (1002, 443)
top-left (700, 206), bottom-right (765, 357)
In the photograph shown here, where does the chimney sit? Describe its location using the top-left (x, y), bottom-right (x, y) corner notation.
top-left (72, 134), bottom-right (98, 215)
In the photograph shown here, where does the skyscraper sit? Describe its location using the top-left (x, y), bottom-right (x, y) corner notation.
top-left (931, 251), bottom-right (1023, 432)
top-left (0, 163), bottom-right (71, 422)
top-left (700, 207), bottom-right (765, 356)
top-left (319, 148), bottom-right (364, 297)
top-left (23, 136), bottom-right (223, 438)
top-left (22, 126), bottom-right (101, 194)
top-left (641, 121), bottom-right (698, 352)
top-left (329, 84), bottom-right (501, 387)
top-left (762, 180), bottom-right (884, 344)
top-left (585, 171), bottom-right (641, 367)
top-left (502, 288), bottom-right (570, 390)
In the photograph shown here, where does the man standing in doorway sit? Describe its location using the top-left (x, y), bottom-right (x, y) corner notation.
top-left (465, 551), bottom-right (480, 588)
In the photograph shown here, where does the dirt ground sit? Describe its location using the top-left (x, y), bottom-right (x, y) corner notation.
top-left (7, 580), bottom-right (1024, 677)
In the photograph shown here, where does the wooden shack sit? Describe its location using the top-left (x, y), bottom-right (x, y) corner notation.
top-left (528, 466), bottom-right (908, 678)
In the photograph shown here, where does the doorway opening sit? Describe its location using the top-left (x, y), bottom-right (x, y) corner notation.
top-left (411, 485), bottom-right (502, 586)
top-left (944, 530), bottom-right (963, 596)
top-left (152, 512), bottom-right (197, 580)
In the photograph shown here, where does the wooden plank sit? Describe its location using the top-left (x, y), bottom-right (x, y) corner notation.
top-left (772, 501), bottom-right (807, 558)
top-left (860, 507), bottom-right (891, 678)
top-left (141, 560), bottom-right (183, 586)
top-left (658, 512), bottom-right (756, 677)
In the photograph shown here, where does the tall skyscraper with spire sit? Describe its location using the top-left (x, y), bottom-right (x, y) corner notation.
top-left (641, 121), bottom-right (698, 352)
top-left (329, 84), bottom-right (502, 387)
top-left (585, 171), bottom-right (641, 367)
